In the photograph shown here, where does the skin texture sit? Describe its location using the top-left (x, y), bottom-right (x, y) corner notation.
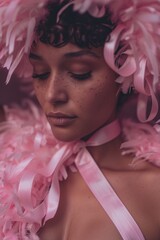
top-left (30, 42), bottom-right (118, 142)
top-left (29, 42), bottom-right (160, 240)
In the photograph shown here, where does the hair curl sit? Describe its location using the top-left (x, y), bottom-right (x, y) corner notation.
top-left (35, 0), bottom-right (115, 48)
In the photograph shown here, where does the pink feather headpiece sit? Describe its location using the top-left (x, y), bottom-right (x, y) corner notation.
top-left (0, 0), bottom-right (160, 122)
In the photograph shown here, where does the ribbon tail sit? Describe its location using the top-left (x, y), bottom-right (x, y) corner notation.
top-left (75, 148), bottom-right (145, 240)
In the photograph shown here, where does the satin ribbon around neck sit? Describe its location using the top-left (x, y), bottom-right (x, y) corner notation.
top-left (17, 119), bottom-right (144, 239)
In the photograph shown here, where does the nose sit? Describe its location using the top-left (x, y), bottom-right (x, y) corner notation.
top-left (46, 72), bottom-right (68, 105)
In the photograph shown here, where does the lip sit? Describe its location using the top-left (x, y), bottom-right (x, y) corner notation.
top-left (46, 112), bottom-right (77, 127)
top-left (47, 112), bottom-right (76, 118)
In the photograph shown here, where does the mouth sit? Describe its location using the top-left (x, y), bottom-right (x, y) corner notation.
top-left (46, 112), bottom-right (77, 127)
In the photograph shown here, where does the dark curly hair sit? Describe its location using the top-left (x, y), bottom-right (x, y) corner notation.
top-left (35, 1), bottom-right (132, 109)
top-left (35, 0), bottom-right (115, 49)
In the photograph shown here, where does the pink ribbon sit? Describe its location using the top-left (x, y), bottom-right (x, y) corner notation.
top-left (75, 148), bottom-right (145, 240)
top-left (17, 119), bottom-right (145, 239)
top-left (135, 58), bottom-right (158, 122)
top-left (104, 3), bottom-right (160, 123)
top-left (104, 24), bottom-right (137, 77)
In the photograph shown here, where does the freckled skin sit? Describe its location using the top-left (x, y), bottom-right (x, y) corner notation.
top-left (30, 42), bottom-right (118, 142)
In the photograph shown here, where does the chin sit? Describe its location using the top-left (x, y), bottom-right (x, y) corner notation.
top-left (51, 128), bottom-right (79, 142)
top-left (54, 135), bottom-right (76, 142)
top-left (50, 124), bottom-right (101, 143)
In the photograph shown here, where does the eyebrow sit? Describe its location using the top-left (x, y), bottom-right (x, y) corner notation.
top-left (29, 50), bottom-right (100, 61)
top-left (64, 50), bottom-right (100, 58)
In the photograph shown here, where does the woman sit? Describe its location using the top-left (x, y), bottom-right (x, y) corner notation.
top-left (0, 1), bottom-right (160, 239)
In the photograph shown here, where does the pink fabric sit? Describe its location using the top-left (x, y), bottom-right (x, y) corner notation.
top-left (17, 120), bottom-right (122, 226)
top-left (73, 120), bottom-right (144, 239)
top-left (0, 111), bottom-right (145, 239)
top-left (104, 1), bottom-right (160, 122)
top-left (75, 151), bottom-right (145, 240)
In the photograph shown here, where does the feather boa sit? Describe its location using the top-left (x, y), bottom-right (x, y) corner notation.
top-left (121, 119), bottom-right (160, 167)
top-left (0, 102), bottom-right (83, 239)
top-left (0, 0), bottom-right (48, 83)
top-left (0, 104), bottom-right (59, 239)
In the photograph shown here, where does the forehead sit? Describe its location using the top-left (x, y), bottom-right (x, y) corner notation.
top-left (30, 41), bottom-right (104, 63)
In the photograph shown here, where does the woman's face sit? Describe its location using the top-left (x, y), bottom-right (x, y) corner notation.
top-left (29, 42), bottom-right (118, 141)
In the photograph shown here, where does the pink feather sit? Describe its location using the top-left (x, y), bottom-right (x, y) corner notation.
top-left (0, 0), bottom-right (48, 83)
top-left (0, 102), bottom-right (77, 239)
top-left (0, 103), bottom-right (55, 239)
top-left (121, 119), bottom-right (160, 167)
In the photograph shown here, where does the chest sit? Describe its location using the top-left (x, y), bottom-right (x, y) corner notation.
top-left (38, 170), bottom-right (160, 240)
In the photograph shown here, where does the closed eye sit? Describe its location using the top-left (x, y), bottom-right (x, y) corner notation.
top-left (32, 72), bottom-right (50, 80)
top-left (69, 71), bottom-right (92, 81)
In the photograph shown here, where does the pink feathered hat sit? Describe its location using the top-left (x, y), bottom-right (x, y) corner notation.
top-left (0, 0), bottom-right (160, 122)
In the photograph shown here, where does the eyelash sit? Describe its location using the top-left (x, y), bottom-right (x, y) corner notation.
top-left (32, 71), bottom-right (92, 81)
top-left (69, 71), bottom-right (92, 80)
top-left (32, 72), bottom-right (50, 80)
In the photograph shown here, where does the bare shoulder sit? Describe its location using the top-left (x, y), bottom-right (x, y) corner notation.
top-left (131, 160), bottom-right (160, 191)
top-left (139, 162), bottom-right (160, 221)
top-left (142, 161), bottom-right (160, 185)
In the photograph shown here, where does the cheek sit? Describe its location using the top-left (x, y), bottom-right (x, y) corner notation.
top-left (76, 78), bottom-right (118, 115)
top-left (75, 84), bottom-right (105, 112)
top-left (92, 79), bottom-right (116, 102)
top-left (34, 82), bottom-right (45, 106)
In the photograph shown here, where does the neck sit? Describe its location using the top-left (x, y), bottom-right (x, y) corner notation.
top-left (83, 119), bottom-right (126, 169)
top-left (87, 134), bottom-right (125, 169)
